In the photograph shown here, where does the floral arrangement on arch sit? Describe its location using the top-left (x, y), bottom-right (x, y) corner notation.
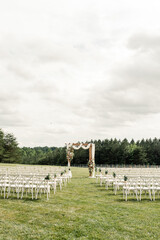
top-left (88, 159), bottom-right (95, 176)
top-left (66, 145), bottom-right (74, 162)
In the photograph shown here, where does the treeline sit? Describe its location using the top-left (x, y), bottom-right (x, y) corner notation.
top-left (0, 128), bottom-right (67, 165)
top-left (0, 128), bottom-right (21, 163)
top-left (19, 138), bottom-right (160, 166)
top-left (1, 128), bottom-right (160, 165)
top-left (21, 146), bottom-right (67, 165)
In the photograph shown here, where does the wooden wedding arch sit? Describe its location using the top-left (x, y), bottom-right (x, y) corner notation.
top-left (65, 142), bottom-right (95, 177)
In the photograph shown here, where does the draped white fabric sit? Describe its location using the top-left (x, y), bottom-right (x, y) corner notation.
top-left (92, 144), bottom-right (95, 160)
top-left (67, 143), bottom-right (91, 150)
top-left (66, 143), bottom-right (72, 149)
top-left (91, 144), bottom-right (95, 177)
top-left (81, 143), bottom-right (91, 150)
top-left (72, 144), bottom-right (83, 150)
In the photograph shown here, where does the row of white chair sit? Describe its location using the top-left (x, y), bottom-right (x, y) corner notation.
top-left (0, 171), bottom-right (72, 200)
top-left (97, 173), bottom-right (160, 201)
top-left (0, 167), bottom-right (66, 175)
top-left (122, 180), bottom-right (160, 201)
top-left (0, 176), bottom-right (50, 200)
top-left (96, 167), bottom-right (160, 177)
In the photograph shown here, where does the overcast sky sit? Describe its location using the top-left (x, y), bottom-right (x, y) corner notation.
top-left (1, 0), bottom-right (160, 147)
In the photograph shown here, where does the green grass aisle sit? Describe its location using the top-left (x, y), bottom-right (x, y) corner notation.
top-left (0, 167), bottom-right (160, 240)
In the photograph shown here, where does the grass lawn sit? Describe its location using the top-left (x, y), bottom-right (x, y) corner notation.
top-left (0, 166), bottom-right (160, 240)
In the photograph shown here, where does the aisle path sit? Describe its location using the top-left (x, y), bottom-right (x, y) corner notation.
top-left (60, 168), bottom-right (107, 208)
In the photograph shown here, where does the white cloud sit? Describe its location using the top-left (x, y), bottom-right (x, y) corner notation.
top-left (1, 0), bottom-right (160, 146)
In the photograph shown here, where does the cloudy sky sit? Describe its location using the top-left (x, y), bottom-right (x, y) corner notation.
top-left (1, 0), bottom-right (160, 147)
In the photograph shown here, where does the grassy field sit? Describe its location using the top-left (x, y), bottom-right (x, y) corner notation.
top-left (0, 166), bottom-right (160, 240)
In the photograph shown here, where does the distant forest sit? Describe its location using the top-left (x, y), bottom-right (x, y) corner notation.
top-left (1, 128), bottom-right (160, 166)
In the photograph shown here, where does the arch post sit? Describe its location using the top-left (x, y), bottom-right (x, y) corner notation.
top-left (88, 143), bottom-right (95, 178)
top-left (68, 159), bottom-right (71, 167)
